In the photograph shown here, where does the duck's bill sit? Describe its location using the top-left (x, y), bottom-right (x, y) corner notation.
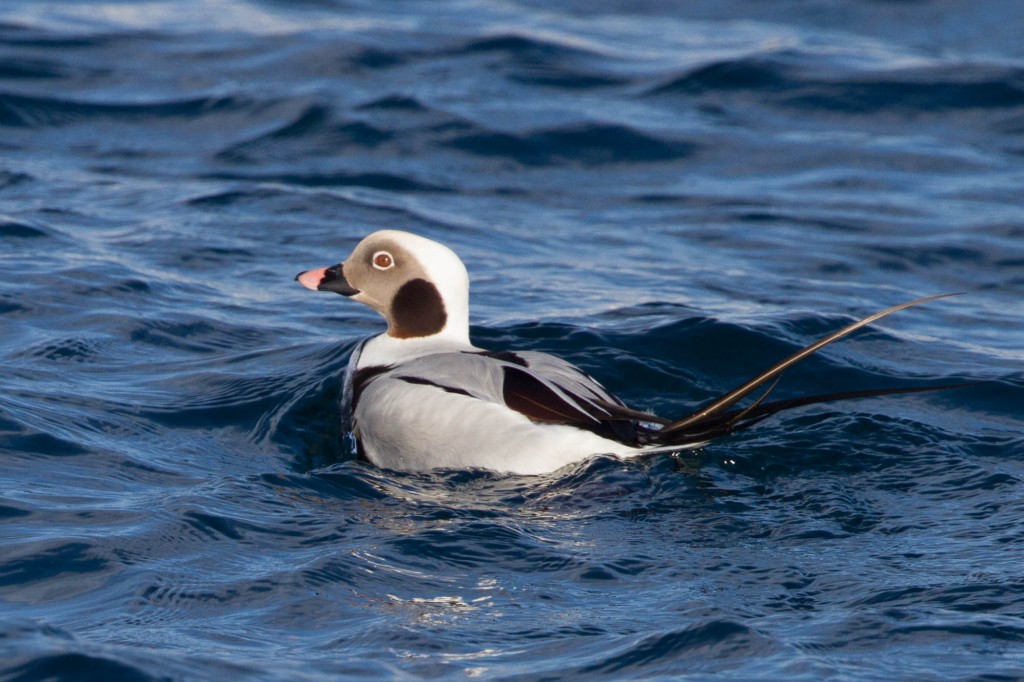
top-left (295, 264), bottom-right (360, 296)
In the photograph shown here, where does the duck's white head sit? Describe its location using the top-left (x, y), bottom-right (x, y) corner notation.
top-left (296, 230), bottom-right (470, 344)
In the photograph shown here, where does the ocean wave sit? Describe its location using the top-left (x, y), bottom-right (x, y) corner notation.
top-left (2, 2), bottom-right (1022, 679)
top-left (649, 55), bottom-right (1024, 117)
top-left (0, 90), bottom-right (252, 128)
top-left (447, 122), bottom-right (697, 166)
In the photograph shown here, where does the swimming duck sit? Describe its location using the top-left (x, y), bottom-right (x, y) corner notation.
top-left (297, 230), bottom-right (958, 475)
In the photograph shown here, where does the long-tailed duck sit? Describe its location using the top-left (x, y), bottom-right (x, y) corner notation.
top-left (297, 230), bottom-right (960, 475)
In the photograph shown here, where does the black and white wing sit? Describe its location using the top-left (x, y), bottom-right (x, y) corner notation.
top-left (346, 349), bottom-right (652, 447)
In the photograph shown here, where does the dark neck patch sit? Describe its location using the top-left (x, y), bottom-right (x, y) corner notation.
top-left (390, 278), bottom-right (447, 338)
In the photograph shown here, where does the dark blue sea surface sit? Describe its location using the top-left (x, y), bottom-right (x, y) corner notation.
top-left (2, 1), bottom-right (1023, 679)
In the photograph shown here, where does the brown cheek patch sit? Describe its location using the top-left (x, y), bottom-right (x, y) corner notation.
top-left (390, 278), bottom-right (447, 338)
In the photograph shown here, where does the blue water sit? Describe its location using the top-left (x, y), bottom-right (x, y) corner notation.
top-left (2, 1), bottom-right (1023, 679)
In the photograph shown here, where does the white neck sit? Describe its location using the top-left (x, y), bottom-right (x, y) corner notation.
top-left (358, 331), bottom-right (477, 368)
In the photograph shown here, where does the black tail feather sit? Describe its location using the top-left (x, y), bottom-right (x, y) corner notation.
top-left (659, 293), bottom-right (961, 438)
top-left (651, 381), bottom-right (977, 446)
top-left (631, 293), bottom-right (969, 447)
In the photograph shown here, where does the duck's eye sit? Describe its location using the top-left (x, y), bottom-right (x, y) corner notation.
top-left (372, 251), bottom-right (394, 270)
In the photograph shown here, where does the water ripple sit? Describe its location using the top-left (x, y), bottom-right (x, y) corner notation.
top-left (2, 1), bottom-right (1022, 680)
